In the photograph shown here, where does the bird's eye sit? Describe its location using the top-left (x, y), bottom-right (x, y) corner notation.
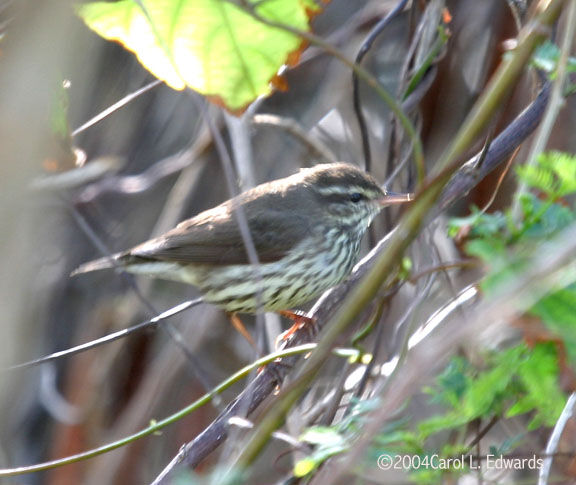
top-left (349, 192), bottom-right (364, 203)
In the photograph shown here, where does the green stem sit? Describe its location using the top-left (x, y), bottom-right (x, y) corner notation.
top-left (403, 25), bottom-right (448, 100)
top-left (350, 298), bottom-right (386, 351)
top-left (0, 344), bottom-right (317, 477)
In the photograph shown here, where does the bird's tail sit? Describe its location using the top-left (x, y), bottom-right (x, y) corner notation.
top-left (70, 255), bottom-right (120, 276)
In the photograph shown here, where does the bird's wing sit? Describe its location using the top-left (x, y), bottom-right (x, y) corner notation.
top-left (128, 202), bottom-right (310, 266)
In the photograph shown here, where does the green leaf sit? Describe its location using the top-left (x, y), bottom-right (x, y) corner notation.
top-left (532, 40), bottom-right (561, 73)
top-left (465, 238), bottom-right (506, 262)
top-left (372, 429), bottom-right (418, 448)
top-left (507, 396), bottom-right (536, 418)
top-left (77, 0), bottom-right (319, 112)
top-left (517, 164), bottom-right (555, 196)
top-left (546, 152), bottom-right (576, 196)
top-left (370, 417), bottom-right (422, 455)
top-left (447, 207), bottom-right (507, 239)
top-left (532, 40), bottom-right (576, 77)
top-left (418, 413), bottom-right (469, 439)
top-left (531, 286), bottom-right (576, 325)
top-left (299, 426), bottom-right (346, 448)
top-left (510, 344), bottom-right (566, 429)
top-left (424, 356), bottom-right (471, 408)
top-left (517, 194), bottom-right (575, 239)
top-left (517, 151), bottom-right (576, 198)
top-left (530, 285), bottom-right (576, 365)
top-left (460, 346), bottom-right (524, 418)
top-left (295, 426), bottom-right (349, 477)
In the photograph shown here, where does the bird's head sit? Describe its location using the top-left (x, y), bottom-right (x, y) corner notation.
top-left (299, 163), bottom-right (412, 230)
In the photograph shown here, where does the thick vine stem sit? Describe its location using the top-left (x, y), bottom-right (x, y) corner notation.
top-left (436, 84), bottom-right (550, 212)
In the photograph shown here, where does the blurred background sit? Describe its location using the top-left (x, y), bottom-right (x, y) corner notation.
top-left (0, 0), bottom-right (575, 484)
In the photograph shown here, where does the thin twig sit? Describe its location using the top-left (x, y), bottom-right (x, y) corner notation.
top-left (480, 147), bottom-right (519, 213)
top-left (351, 0), bottom-right (410, 171)
top-left (252, 114), bottom-right (337, 162)
top-left (7, 299), bottom-right (204, 370)
top-left (465, 416), bottom-right (500, 451)
top-left (72, 80), bottom-right (162, 136)
top-left (407, 259), bottom-right (476, 285)
top-left (75, 145), bottom-right (203, 203)
top-left (538, 392), bottom-right (576, 485)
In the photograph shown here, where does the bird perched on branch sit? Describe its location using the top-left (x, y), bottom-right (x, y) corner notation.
top-left (73, 162), bottom-right (411, 314)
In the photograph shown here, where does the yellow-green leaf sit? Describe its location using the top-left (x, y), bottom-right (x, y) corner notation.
top-left (293, 458), bottom-right (316, 477)
top-left (77, 0), bottom-right (319, 112)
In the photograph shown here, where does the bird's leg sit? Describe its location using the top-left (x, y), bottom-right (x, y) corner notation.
top-left (227, 312), bottom-right (258, 352)
top-left (275, 310), bottom-right (317, 347)
top-left (268, 310), bottom-right (317, 379)
top-left (228, 314), bottom-right (285, 383)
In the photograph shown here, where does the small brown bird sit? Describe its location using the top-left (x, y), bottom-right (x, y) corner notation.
top-left (73, 163), bottom-right (411, 313)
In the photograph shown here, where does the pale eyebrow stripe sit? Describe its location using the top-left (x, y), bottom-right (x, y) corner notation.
top-left (315, 185), bottom-right (377, 196)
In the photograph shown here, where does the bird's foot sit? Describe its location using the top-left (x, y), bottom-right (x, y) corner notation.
top-left (275, 310), bottom-right (317, 348)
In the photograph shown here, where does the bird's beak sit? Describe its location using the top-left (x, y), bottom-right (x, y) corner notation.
top-left (379, 191), bottom-right (413, 206)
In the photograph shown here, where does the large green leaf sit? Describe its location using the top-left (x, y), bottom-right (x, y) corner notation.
top-left (77, 0), bottom-right (318, 112)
